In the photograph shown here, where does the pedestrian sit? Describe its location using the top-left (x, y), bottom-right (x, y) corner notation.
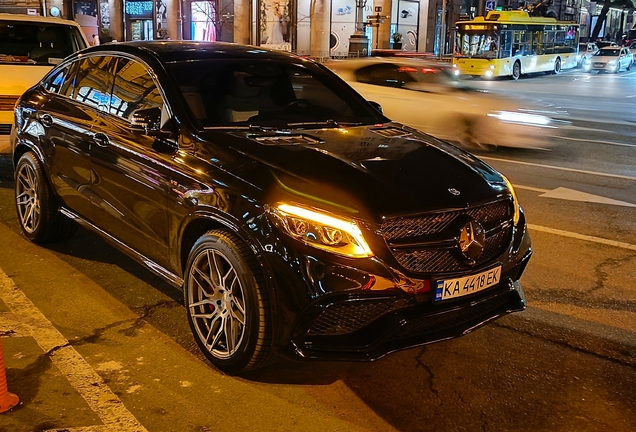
top-left (92, 33), bottom-right (100, 46)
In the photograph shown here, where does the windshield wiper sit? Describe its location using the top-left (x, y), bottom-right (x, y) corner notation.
top-left (203, 125), bottom-right (280, 132)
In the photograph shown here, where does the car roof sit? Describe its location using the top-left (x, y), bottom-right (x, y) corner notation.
top-left (82, 41), bottom-right (310, 64)
top-left (0, 12), bottom-right (82, 27)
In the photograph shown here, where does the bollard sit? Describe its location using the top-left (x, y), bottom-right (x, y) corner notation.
top-left (0, 337), bottom-right (19, 413)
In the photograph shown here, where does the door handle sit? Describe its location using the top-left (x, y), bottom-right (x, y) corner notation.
top-left (93, 132), bottom-right (110, 147)
top-left (39, 114), bottom-right (53, 127)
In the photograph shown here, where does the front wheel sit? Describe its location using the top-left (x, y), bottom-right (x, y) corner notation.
top-left (184, 230), bottom-right (274, 374)
top-left (511, 61), bottom-right (521, 80)
top-left (552, 57), bottom-right (562, 74)
top-left (14, 152), bottom-right (77, 243)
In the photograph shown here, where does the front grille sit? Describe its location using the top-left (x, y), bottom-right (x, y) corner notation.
top-left (381, 200), bottom-right (512, 273)
top-left (0, 124), bottom-right (11, 135)
top-left (0, 95), bottom-right (19, 111)
top-left (390, 293), bottom-right (511, 340)
top-left (392, 229), bottom-right (509, 272)
top-left (253, 134), bottom-right (321, 145)
top-left (371, 127), bottom-right (413, 138)
top-left (308, 299), bottom-right (397, 335)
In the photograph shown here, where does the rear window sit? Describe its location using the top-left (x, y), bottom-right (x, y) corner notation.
top-left (0, 20), bottom-right (87, 65)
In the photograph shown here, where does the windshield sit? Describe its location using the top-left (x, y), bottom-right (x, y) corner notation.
top-left (456, 30), bottom-right (499, 58)
top-left (168, 59), bottom-right (384, 129)
top-left (596, 49), bottom-right (620, 56)
top-left (0, 21), bottom-right (87, 65)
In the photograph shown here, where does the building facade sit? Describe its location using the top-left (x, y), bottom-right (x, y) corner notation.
top-left (1, 0), bottom-right (634, 55)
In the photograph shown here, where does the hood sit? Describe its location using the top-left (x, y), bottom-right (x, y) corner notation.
top-left (199, 124), bottom-right (508, 223)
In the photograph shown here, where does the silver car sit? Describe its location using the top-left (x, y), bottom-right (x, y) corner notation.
top-left (589, 47), bottom-right (634, 73)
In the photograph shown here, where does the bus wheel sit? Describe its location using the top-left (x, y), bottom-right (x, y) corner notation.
top-left (511, 61), bottom-right (521, 80)
top-left (552, 57), bottom-right (562, 74)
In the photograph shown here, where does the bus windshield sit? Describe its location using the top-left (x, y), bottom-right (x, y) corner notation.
top-left (456, 30), bottom-right (499, 58)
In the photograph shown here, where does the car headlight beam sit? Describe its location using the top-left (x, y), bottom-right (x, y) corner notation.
top-left (502, 176), bottom-right (520, 225)
top-left (488, 110), bottom-right (552, 127)
top-left (268, 203), bottom-right (374, 258)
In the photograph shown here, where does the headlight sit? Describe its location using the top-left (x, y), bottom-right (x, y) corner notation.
top-left (608, 60), bottom-right (617, 65)
top-left (267, 203), bottom-right (374, 258)
top-left (488, 110), bottom-right (551, 127)
top-left (502, 175), bottom-right (520, 225)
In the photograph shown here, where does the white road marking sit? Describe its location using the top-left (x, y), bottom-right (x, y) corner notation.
top-left (481, 156), bottom-right (636, 181)
top-left (539, 187), bottom-right (636, 207)
top-left (515, 185), bottom-right (636, 207)
top-left (552, 135), bottom-right (636, 148)
top-left (528, 224), bottom-right (636, 252)
top-left (0, 268), bottom-right (147, 432)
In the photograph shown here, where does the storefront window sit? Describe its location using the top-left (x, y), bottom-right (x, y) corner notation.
top-left (192, 1), bottom-right (216, 41)
top-left (260, 0), bottom-right (291, 50)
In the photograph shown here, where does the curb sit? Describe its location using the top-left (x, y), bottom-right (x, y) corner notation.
top-left (496, 306), bottom-right (636, 368)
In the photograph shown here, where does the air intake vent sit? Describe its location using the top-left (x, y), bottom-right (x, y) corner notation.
top-left (0, 96), bottom-right (19, 111)
top-left (371, 127), bottom-right (412, 138)
top-left (253, 135), bottom-right (322, 145)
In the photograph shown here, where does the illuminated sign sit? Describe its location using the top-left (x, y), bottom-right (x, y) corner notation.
top-left (463, 24), bottom-right (490, 30)
top-left (125, 1), bottom-right (154, 16)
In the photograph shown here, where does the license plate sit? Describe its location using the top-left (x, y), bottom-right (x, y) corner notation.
top-left (435, 266), bottom-right (501, 301)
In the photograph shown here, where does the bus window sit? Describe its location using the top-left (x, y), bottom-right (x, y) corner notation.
top-left (544, 30), bottom-right (555, 54)
top-left (513, 30), bottom-right (528, 56)
top-left (500, 30), bottom-right (512, 57)
top-left (533, 31), bottom-right (544, 55)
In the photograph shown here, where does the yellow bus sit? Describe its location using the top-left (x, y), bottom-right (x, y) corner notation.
top-left (453, 10), bottom-right (579, 80)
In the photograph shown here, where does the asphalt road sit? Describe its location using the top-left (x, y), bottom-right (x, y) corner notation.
top-left (0, 66), bottom-right (635, 431)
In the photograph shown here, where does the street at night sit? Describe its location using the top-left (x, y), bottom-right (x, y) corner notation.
top-left (0, 65), bottom-right (635, 431)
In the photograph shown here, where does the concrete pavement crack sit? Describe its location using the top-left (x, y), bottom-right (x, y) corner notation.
top-left (414, 346), bottom-right (440, 401)
top-left (591, 254), bottom-right (636, 293)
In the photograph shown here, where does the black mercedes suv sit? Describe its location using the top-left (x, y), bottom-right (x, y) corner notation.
top-left (11, 41), bottom-right (531, 373)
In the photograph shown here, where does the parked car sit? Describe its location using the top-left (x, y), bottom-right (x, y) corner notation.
top-left (589, 46), bottom-right (634, 73)
top-left (325, 57), bottom-right (556, 150)
top-left (11, 41), bottom-right (531, 373)
top-left (577, 42), bottom-right (599, 68)
top-left (0, 13), bottom-right (88, 154)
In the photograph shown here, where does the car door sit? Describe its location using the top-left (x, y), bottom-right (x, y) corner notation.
top-left (37, 57), bottom-right (114, 221)
top-left (89, 56), bottom-right (175, 269)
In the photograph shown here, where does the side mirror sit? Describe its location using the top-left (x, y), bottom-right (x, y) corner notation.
top-left (368, 101), bottom-right (383, 114)
top-left (130, 107), bottom-right (163, 136)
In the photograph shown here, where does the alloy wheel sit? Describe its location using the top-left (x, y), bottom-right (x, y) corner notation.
top-left (187, 248), bottom-right (247, 359)
top-left (15, 162), bottom-right (40, 234)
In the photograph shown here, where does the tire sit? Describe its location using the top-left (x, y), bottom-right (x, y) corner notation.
top-left (14, 152), bottom-right (77, 243)
top-left (458, 117), bottom-right (492, 151)
top-left (511, 61), bottom-right (521, 80)
top-left (552, 57), bottom-right (562, 74)
top-left (627, 61), bottom-right (632, 71)
top-left (184, 230), bottom-right (274, 374)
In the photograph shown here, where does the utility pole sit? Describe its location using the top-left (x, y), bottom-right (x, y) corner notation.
top-left (348, 0), bottom-right (370, 56)
top-left (439, 0), bottom-right (447, 59)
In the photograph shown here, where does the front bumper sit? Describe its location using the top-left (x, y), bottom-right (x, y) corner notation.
top-left (282, 246), bottom-right (531, 362)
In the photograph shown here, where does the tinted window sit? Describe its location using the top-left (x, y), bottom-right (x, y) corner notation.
top-left (72, 56), bottom-right (115, 111)
top-left (110, 58), bottom-right (163, 120)
top-left (43, 61), bottom-right (78, 97)
top-left (167, 59), bottom-right (382, 128)
top-left (355, 63), bottom-right (416, 88)
top-left (0, 21), bottom-right (87, 65)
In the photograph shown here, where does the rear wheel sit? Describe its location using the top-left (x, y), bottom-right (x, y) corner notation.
top-left (511, 61), bottom-right (521, 80)
top-left (184, 230), bottom-right (274, 374)
top-left (552, 57), bottom-right (562, 74)
top-left (14, 152), bottom-right (77, 243)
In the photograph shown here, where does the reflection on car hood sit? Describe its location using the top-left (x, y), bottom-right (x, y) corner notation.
top-left (199, 124), bottom-right (506, 221)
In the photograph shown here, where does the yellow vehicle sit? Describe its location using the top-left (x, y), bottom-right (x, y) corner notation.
top-left (453, 10), bottom-right (579, 80)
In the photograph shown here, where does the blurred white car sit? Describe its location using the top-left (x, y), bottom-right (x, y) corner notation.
top-left (589, 46), bottom-right (634, 73)
top-left (325, 57), bottom-right (557, 150)
top-left (0, 13), bottom-right (88, 154)
top-left (577, 42), bottom-right (599, 68)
